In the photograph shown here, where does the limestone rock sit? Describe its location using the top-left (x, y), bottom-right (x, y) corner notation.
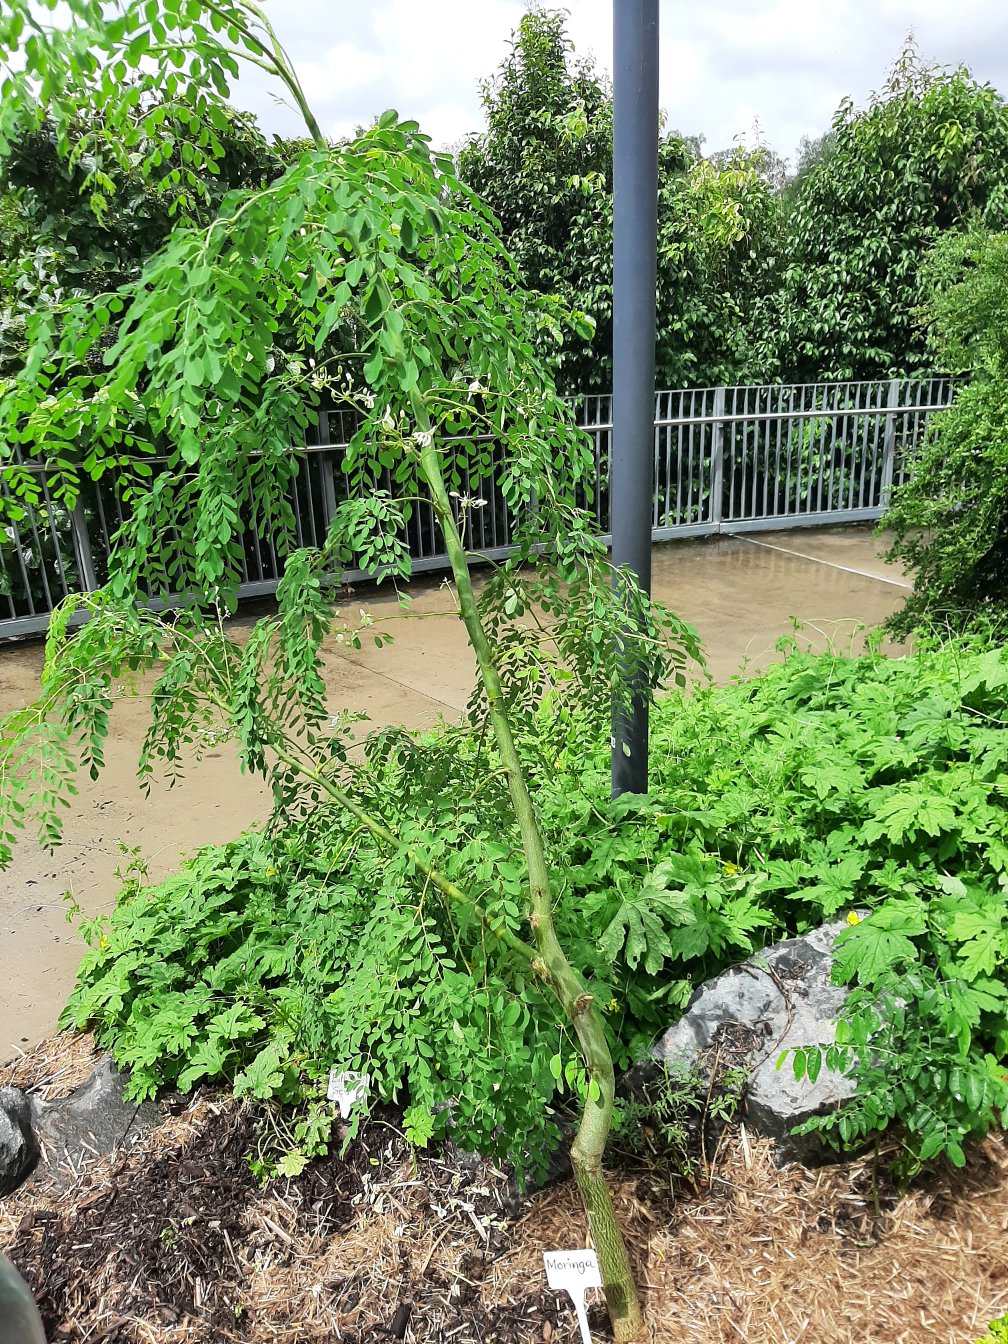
top-left (628, 920), bottom-right (857, 1165)
top-left (0, 1086), bottom-right (39, 1195)
top-left (30, 1057), bottom-right (163, 1182)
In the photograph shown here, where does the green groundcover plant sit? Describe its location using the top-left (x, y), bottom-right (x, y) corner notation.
top-left (61, 632), bottom-right (1008, 1191)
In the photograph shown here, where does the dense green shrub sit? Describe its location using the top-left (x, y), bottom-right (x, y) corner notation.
top-left (64, 827), bottom-right (566, 1178)
top-left (65, 633), bottom-right (1008, 1178)
top-left (769, 42), bottom-right (1008, 382)
top-left (885, 229), bottom-right (1008, 633)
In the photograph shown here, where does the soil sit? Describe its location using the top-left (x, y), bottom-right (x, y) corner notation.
top-left (1, 1036), bottom-right (1006, 1344)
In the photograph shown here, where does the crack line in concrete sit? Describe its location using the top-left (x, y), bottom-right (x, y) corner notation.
top-left (736, 536), bottom-right (912, 590)
top-left (351, 662), bottom-right (465, 717)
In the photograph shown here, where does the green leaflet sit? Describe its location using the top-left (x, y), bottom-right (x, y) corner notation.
top-left (832, 919), bottom-right (922, 985)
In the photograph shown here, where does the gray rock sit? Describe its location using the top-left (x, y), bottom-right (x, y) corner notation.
top-left (629, 920), bottom-right (857, 1165)
top-left (30, 1057), bottom-right (163, 1181)
top-left (0, 1087), bottom-right (39, 1195)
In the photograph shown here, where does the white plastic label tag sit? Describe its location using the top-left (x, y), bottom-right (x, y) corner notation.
top-left (326, 1069), bottom-right (370, 1119)
top-left (543, 1249), bottom-right (601, 1343)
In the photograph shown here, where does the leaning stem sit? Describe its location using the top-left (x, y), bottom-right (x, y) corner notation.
top-left (270, 736), bottom-right (536, 965)
top-left (214, 0), bottom-right (328, 150)
top-left (417, 437), bottom-right (644, 1341)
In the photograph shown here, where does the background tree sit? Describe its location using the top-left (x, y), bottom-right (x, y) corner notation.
top-left (457, 8), bottom-right (614, 394)
top-left (458, 7), bottom-right (784, 394)
top-left (883, 227), bottom-right (1008, 632)
top-left (0, 107), bottom-right (285, 376)
top-left (656, 140), bottom-right (783, 388)
top-left (778, 129), bottom-right (837, 215)
top-left (769, 41), bottom-right (1008, 382)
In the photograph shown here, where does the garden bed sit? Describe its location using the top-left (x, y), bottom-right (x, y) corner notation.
top-left (2, 1035), bottom-right (1006, 1343)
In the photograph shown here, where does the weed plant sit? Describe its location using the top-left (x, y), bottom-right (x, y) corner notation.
top-left (64, 630), bottom-right (1008, 1181)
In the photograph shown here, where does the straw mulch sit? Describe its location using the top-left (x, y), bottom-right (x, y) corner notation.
top-left (2, 1034), bottom-right (1006, 1343)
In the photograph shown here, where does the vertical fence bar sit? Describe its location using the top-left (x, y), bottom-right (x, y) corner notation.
top-left (70, 503), bottom-right (98, 593)
top-left (709, 386), bottom-right (726, 531)
top-left (317, 410), bottom-right (339, 533)
top-left (683, 391), bottom-right (693, 525)
top-left (880, 377), bottom-right (900, 509)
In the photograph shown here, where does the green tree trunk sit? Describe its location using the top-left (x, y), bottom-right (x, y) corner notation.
top-left (418, 438), bottom-right (644, 1342)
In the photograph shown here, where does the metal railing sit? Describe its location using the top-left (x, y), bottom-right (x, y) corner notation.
top-left (0, 376), bottom-right (954, 640)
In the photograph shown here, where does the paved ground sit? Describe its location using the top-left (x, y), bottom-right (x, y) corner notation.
top-left (0, 525), bottom-right (911, 1051)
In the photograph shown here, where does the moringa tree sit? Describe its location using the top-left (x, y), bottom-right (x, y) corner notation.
top-left (0, 2), bottom-right (702, 1337)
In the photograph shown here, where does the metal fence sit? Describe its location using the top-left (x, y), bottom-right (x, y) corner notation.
top-left (0, 376), bottom-right (954, 640)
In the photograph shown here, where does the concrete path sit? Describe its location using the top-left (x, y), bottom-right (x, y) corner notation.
top-left (0, 525), bottom-right (909, 1051)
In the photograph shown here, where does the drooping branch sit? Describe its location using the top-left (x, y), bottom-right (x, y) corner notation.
top-left (263, 730), bottom-right (537, 967)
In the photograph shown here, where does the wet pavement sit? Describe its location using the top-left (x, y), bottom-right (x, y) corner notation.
top-left (0, 524), bottom-right (909, 1050)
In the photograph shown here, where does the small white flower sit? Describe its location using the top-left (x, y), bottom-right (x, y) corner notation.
top-left (381, 408), bottom-right (395, 432)
top-left (414, 430), bottom-right (434, 448)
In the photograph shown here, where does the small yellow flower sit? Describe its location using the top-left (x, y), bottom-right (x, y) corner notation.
top-left (99, 935), bottom-right (108, 949)
top-left (265, 866), bottom-right (276, 878)
top-left (723, 862), bottom-right (739, 877)
top-left (607, 998), bottom-right (619, 1013)
top-left (846, 910), bottom-right (861, 926)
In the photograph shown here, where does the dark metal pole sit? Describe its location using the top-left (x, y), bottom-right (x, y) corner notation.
top-left (611, 0), bottom-right (659, 797)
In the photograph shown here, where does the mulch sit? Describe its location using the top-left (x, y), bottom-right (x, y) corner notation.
top-left (2, 1034), bottom-right (1007, 1343)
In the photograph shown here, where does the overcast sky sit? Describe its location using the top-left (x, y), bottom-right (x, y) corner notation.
top-left (233, 1), bottom-right (1008, 165)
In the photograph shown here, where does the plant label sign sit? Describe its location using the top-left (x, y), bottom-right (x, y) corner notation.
top-left (543, 1249), bottom-right (600, 1344)
top-left (327, 1069), bottom-right (370, 1119)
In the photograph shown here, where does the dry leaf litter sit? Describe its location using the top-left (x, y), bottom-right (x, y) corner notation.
top-left (2, 1034), bottom-right (1006, 1343)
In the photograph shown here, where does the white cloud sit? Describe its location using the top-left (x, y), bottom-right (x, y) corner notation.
top-left (296, 43), bottom-right (385, 110)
